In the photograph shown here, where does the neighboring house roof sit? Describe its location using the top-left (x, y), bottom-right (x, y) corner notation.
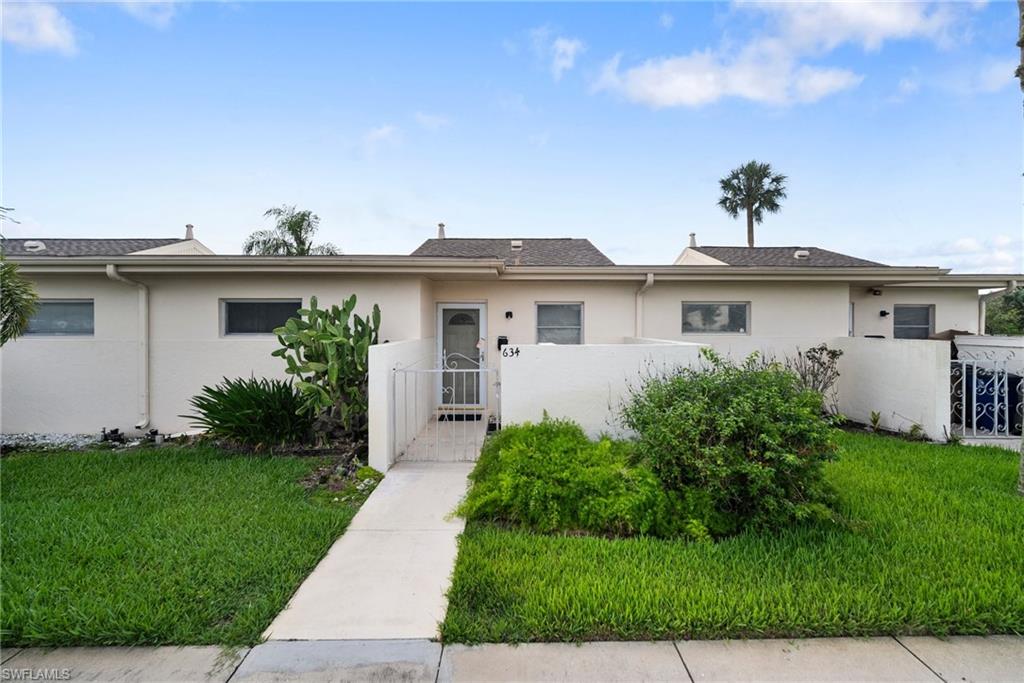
top-left (411, 238), bottom-right (614, 266)
top-left (1, 237), bottom-right (214, 257)
top-left (684, 246), bottom-right (887, 268)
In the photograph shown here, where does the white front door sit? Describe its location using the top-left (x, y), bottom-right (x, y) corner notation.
top-left (437, 303), bottom-right (487, 407)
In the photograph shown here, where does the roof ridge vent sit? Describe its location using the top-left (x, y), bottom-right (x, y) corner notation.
top-left (23, 239), bottom-right (46, 253)
top-left (793, 249), bottom-right (811, 260)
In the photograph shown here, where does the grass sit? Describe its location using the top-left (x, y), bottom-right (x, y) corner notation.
top-left (1, 445), bottom-right (377, 647)
top-left (441, 431), bottom-right (1024, 643)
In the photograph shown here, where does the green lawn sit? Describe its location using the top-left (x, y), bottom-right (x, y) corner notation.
top-left (1, 445), bottom-right (374, 647)
top-left (441, 432), bottom-right (1024, 643)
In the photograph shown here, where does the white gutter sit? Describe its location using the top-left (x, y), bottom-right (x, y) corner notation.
top-left (106, 265), bottom-right (150, 430)
top-left (979, 279), bottom-right (1018, 334)
top-left (635, 273), bottom-right (655, 337)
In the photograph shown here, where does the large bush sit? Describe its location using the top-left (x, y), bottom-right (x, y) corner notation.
top-left (621, 350), bottom-right (839, 536)
top-left (185, 376), bottom-right (313, 449)
top-left (458, 418), bottom-right (712, 540)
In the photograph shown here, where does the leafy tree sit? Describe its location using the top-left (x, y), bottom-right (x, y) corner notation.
top-left (985, 288), bottom-right (1024, 336)
top-left (717, 161), bottom-right (787, 248)
top-left (0, 255), bottom-right (39, 345)
top-left (243, 205), bottom-right (340, 256)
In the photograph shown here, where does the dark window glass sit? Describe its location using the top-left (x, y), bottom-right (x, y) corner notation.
top-left (893, 305), bottom-right (933, 339)
top-left (26, 301), bottom-right (94, 335)
top-left (682, 303), bottom-right (749, 334)
top-left (536, 303), bottom-right (582, 344)
top-left (224, 300), bottom-right (301, 334)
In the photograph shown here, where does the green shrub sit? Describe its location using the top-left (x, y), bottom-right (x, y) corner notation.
top-left (184, 376), bottom-right (313, 449)
top-left (458, 418), bottom-right (711, 540)
top-left (621, 350), bottom-right (839, 537)
top-left (273, 294), bottom-right (380, 441)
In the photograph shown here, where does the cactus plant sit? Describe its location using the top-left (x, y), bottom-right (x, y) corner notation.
top-left (272, 294), bottom-right (380, 441)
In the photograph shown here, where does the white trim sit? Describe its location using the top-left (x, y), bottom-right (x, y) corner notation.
top-left (435, 302), bottom-right (488, 408)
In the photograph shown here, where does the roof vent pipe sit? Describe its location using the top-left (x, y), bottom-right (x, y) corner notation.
top-left (688, 232), bottom-right (697, 248)
top-left (185, 224), bottom-right (194, 240)
top-left (437, 223), bottom-right (446, 240)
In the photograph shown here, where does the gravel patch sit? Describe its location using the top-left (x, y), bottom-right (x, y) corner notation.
top-left (1, 433), bottom-right (104, 452)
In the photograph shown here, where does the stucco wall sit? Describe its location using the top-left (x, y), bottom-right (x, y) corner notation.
top-left (642, 282), bottom-right (850, 340)
top-left (849, 285), bottom-right (979, 337)
top-left (501, 342), bottom-right (707, 438)
top-left (367, 337), bottom-right (436, 471)
top-left (2, 272), bottom-right (428, 435)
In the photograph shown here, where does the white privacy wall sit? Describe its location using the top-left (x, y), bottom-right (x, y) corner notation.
top-left (500, 337), bottom-right (953, 442)
top-left (500, 342), bottom-right (707, 438)
top-left (367, 337), bottom-right (435, 471)
top-left (833, 337), bottom-right (951, 440)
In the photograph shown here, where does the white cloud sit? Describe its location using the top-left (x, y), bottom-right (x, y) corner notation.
top-left (529, 25), bottom-right (585, 81)
top-left (2, 2), bottom-right (76, 55)
top-left (118, 2), bottom-right (179, 29)
top-left (362, 124), bottom-right (401, 155)
top-left (897, 76), bottom-right (920, 97)
top-left (743, 1), bottom-right (960, 52)
top-left (659, 13), bottom-right (674, 30)
top-left (879, 235), bottom-right (1024, 274)
top-left (414, 112), bottom-right (450, 131)
top-left (594, 40), bottom-right (862, 108)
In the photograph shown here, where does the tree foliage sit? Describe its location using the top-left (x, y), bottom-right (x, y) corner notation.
top-left (985, 288), bottom-right (1024, 336)
top-left (243, 205), bottom-right (340, 256)
top-left (717, 160), bottom-right (787, 247)
top-left (0, 255), bottom-right (39, 346)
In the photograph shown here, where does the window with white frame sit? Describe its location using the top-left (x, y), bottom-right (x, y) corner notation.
top-left (536, 303), bottom-right (582, 344)
top-left (893, 304), bottom-right (934, 339)
top-left (222, 299), bottom-right (301, 335)
top-left (681, 302), bottom-right (749, 334)
top-left (26, 300), bottom-right (95, 336)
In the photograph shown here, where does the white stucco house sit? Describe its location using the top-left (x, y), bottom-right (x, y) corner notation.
top-left (2, 224), bottom-right (1020, 463)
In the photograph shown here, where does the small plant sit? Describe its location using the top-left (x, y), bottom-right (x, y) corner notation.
top-left (785, 343), bottom-right (843, 415)
top-left (184, 377), bottom-right (313, 449)
top-left (273, 294), bottom-right (380, 441)
top-left (458, 418), bottom-right (711, 540)
top-left (908, 423), bottom-right (925, 441)
top-left (622, 349), bottom-right (839, 537)
top-left (870, 411), bottom-right (882, 431)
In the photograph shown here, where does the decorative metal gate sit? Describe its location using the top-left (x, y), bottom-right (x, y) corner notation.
top-left (950, 359), bottom-right (1023, 438)
top-left (391, 353), bottom-right (499, 462)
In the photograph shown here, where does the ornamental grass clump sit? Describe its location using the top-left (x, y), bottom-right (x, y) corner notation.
top-left (621, 349), bottom-right (840, 537)
top-left (185, 376), bottom-right (314, 450)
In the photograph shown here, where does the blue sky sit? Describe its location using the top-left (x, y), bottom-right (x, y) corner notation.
top-left (2, 1), bottom-right (1021, 271)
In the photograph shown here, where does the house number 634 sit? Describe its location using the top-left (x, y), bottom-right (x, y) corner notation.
top-left (501, 346), bottom-right (520, 358)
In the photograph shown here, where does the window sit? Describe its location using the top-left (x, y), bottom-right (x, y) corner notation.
top-left (682, 302), bottom-right (749, 334)
top-left (893, 304), bottom-right (934, 339)
top-left (26, 300), bottom-right (94, 336)
top-left (848, 302), bottom-right (855, 337)
top-left (536, 303), bottom-right (582, 344)
top-left (222, 299), bottom-right (301, 335)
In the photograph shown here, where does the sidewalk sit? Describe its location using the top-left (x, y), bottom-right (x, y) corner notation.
top-left (4, 635), bottom-right (1021, 682)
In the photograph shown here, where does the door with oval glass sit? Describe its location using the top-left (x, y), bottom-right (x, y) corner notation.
top-left (437, 303), bottom-right (486, 407)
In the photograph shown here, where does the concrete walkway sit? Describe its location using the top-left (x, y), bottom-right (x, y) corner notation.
top-left (5, 636), bottom-right (1021, 682)
top-left (263, 461), bottom-right (473, 641)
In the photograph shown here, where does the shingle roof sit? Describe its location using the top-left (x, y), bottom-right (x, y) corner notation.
top-left (1, 238), bottom-right (183, 257)
top-left (691, 246), bottom-right (887, 268)
top-left (411, 238), bottom-right (614, 266)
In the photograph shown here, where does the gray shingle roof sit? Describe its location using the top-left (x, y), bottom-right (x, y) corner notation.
top-left (411, 238), bottom-right (614, 266)
top-left (692, 246), bottom-right (886, 268)
top-left (1, 238), bottom-right (183, 257)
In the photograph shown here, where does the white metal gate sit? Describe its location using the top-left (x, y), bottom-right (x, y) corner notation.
top-left (950, 359), bottom-right (1023, 438)
top-left (391, 354), bottom-right (499, 462)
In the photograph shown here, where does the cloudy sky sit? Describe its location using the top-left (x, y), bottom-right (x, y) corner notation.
top-left (2, 1), bottom-right (1021, 272)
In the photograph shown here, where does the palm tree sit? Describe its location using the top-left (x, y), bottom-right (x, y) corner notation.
top-left (717, 161), bottom-right (787, 248)
top-left (0, 255), bottom-right (39, 345)
top-left (243, 205), bottom-right (340, 256)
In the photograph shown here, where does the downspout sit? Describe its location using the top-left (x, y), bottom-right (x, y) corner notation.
top-left (106, 265), bottom-right (150, 430)
top-left (635, 273), bottom-right (655, 338)
top-left (979, 280), bottom-right (1018, 334)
